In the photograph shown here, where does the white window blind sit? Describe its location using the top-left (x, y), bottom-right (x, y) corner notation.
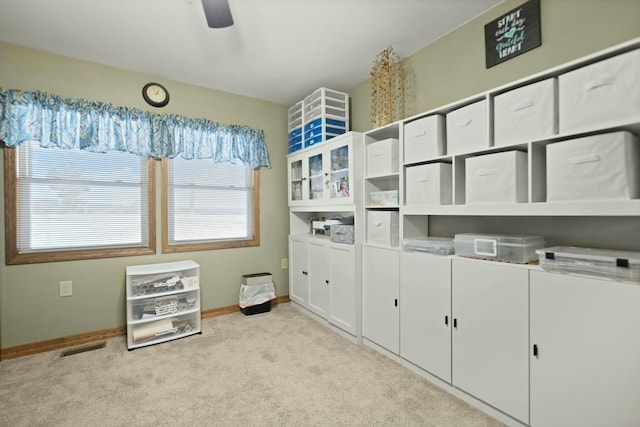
top-left (15, 141), bottom-right (150, 251)
top-left (166, 157), bottom-right (253, 244)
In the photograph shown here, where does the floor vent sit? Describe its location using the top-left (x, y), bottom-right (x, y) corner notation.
top-left (60, 341), bottom-right (106, 357)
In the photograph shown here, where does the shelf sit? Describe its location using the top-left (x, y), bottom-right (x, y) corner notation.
top-left (364, 121), bottom-right (400, 140)
top-left (365, 172), bottom-right (400, 180)
top-left (402, 200), bottom-right (640, 216)
top-left (290, 205), bottom-right (356, 214)
top-left (362, 242), bottom-right (400, 251)
top-left (127, 285), bottom-right (199, 301)
top-left (366, 205), bottom-right (399, 210)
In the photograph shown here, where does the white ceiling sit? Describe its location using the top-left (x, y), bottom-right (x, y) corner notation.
top-left (0, 0), bottom-right (503, 106)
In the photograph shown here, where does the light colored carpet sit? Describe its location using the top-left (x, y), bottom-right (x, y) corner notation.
top-left (0, 303), bottom-right (504, 427)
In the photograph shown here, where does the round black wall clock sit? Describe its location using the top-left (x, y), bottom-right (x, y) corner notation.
top-left (142, 82), bottom-right (170, 108)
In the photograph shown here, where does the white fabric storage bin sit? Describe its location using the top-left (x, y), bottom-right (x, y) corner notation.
top-left (367, 210), bottom-right (399, 247)
top-left (546, 131), bottom-right (640, 202)
top-left (466, 151), bottom-right (528, 204)
top-left (366, 138), bottom-right (399, 177)
top-left (559, 48), bottom-right (640, 133)
top-left (405, 162), bottom-right (452, 205)
top-left (404, 115), bottom-right (445, 163)
top-left (446, 100), bottom-right (489, 155)
top-left (494, 78), bottom-right (558, 146)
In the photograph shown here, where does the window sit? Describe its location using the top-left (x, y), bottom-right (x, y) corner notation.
top-left (162, 157), bottom-right (259, 253)
top-left (4, 142), bottom-right (155, 264)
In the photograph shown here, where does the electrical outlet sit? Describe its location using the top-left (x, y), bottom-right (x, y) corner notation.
top-left (281, 258), bottom-right (288, 269)
top-left (59, 280), bottom-right (72, 297)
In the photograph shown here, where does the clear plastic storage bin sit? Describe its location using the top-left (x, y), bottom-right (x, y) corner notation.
top-left (402, 237), bottom-right (454, 255)
top-left (454, 233), bottom-right (545, 263)
top-left (536, 246), bottom-right (640, 283)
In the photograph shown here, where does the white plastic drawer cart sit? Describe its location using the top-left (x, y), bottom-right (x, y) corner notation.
top-left (126, 260), bottom-right (201, 350)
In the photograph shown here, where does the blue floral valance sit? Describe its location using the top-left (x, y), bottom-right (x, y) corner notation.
top-left (0, 88), bottom-right (270, 168)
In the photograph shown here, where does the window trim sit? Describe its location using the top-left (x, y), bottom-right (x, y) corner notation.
top-left (3, 147), bottom-right (156, 265)
top-left (160, 158), bottom-right (260, 254)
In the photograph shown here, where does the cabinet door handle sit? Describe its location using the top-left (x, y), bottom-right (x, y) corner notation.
top-left (445, 315), bottom-right (449, 326)
top-left (302, 271), bottom-right (308, 276)
top-left (325, 280), bottom-right (329, 285)
top-left (533, 344), bottom-right (539, 357)
top-left (453, 318), bottom-right (457, 328)
top-left (394, 299), bottom-right (398, 307)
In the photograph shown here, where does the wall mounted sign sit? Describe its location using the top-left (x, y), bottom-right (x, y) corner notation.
top-left (484, 0), bottom-right (541, 68)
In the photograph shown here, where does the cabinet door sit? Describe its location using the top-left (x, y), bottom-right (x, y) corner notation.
top-left (452, 258), bottom-right (529, 424)
top-left (307, 151), bottom-right (325, 202)
top-left (362, 246), bottom-right (400, 354)
top-left (530, 271), bottom-right (640, 427)
top-left (289, 238), bottom-right (309, 305)
top-left (328, 244), bottom-right (356, 335)
top-left (327, 141), bottom-right (353, 204)
top-left (307, 240), bottom-right (329, 318)
top-left (400, 252), bottom-right (451, 382)
top-left (288, 155), bottom-right (304, 205)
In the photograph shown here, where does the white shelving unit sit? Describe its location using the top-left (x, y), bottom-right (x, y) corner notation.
top-left (359, 38), bottom-right (640, 426)
top-left (398, 38), bottom-right (640, 245)
top-left (287, 132), bottom-right (363, 341)
top-left (126, 260), bottom-right (201, 350)
top-left (362, 123), bottom-right (402, 249)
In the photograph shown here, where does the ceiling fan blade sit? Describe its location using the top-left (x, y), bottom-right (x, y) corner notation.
top-left (202, 0), bottom-right (234, 28)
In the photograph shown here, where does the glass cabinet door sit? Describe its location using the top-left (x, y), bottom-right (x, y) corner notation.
top-left (308, 152), bottom-right (324, 201)
top-left (290, 158), bottom-right (303, 202)
top-left (330, 144), bottom-right (350, 200)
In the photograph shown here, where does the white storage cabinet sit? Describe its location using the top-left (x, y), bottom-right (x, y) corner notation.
top-left (287, 131), bottom-right (362, 339)
top-left (126, 260), bottom-right (201, 350)
top-left (530, 270), bottom-right (640, 427)
top-left (288, 235), bottom-right (358, 336)
top-left (287, 132), bottom-right (357, 206)
top-left (358, 38), bottom-right (640, 427)
top-left (289, 236), bottom-right (311, 308)
top-left (400, 251), bottom-right (452, 382)
top-left (362, 245), bottom-right (400, 355)
top-left (451, 258), bottom-right (529, 424)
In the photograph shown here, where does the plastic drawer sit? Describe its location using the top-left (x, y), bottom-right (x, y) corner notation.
top-left (129, 311), bottom-right (200, 346)
top-left (288, 142), bottom-right (303, 153)
top-left (304, 117), bottom-right (346, 132)
top-left (128, 290), bottom-right (199, 321)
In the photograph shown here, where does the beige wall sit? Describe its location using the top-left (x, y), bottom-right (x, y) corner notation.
top-left (0, 42), bottom-right (289, 348)
top-left (350, 0), bottom-right (640, 132)
top-left (3, 0), bottom-right (640, 349)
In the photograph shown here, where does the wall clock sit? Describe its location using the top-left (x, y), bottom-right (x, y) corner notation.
top-left (142, 82), bottom-right (170, 108)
